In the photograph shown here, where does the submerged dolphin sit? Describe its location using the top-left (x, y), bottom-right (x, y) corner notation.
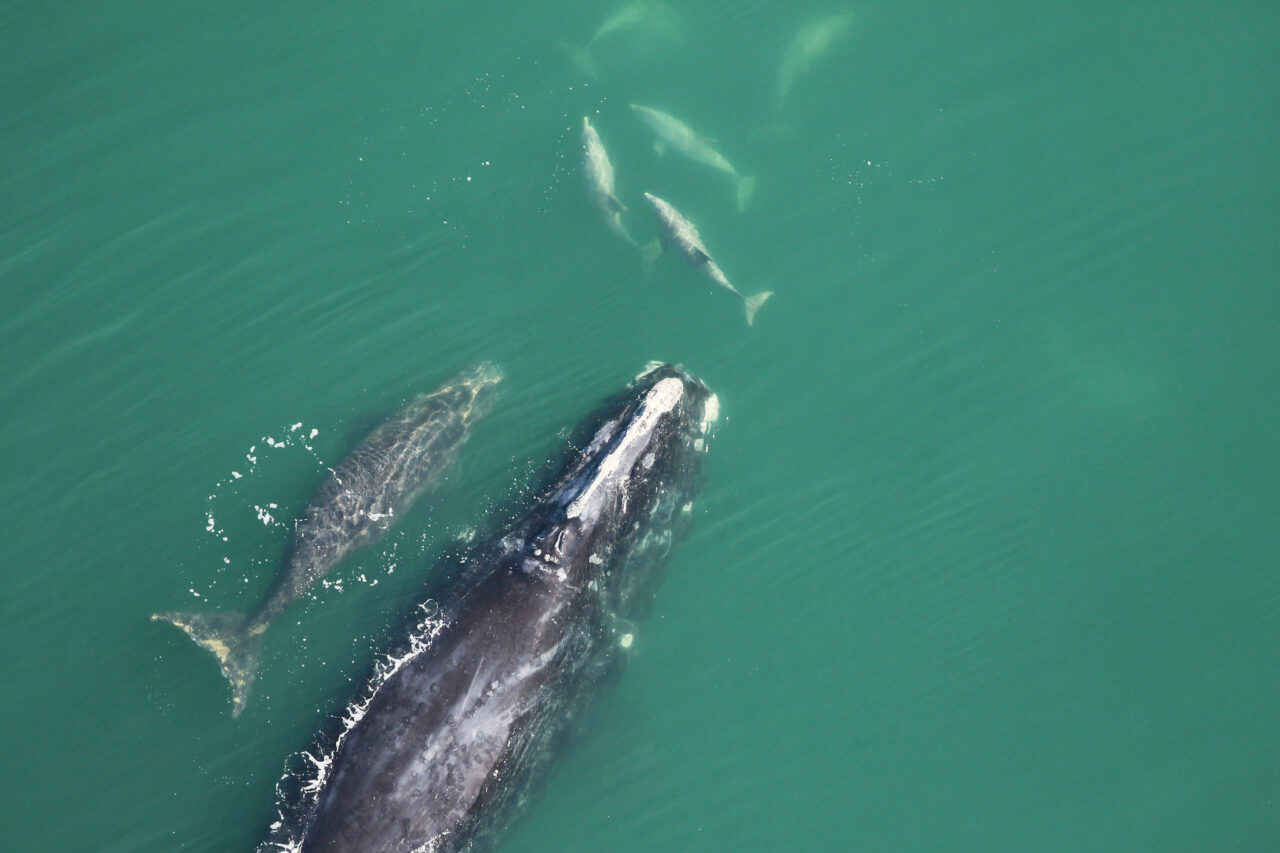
top-left (775, 12), bottom-right (855, 110)
top-left (152, 363), bottom-right (502, 716)
top-left (589, 0), bottom-right (685, 45)
top-left (560, 2), bottom-right (687, 79)
top-left (643, 192), bottom-right (772, 325)
top-left (268, 364), bottom-right (718, 853)
top-left (581, 116), bottom-right (636, 246)
top-left (629, 104), bottom-right (756, 211)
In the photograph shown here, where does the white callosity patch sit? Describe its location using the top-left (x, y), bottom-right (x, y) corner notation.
top-left (566, 378), bottom-right (684, 524)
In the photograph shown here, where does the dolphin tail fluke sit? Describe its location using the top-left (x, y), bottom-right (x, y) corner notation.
top-left (640, 239), bottom-right (663, 275)
top-left (736, 176), bottom-right (757, 212)
top-left (151, 609), bottom-right (262, 717)
top-left (558, 42), bottom-right (597, 79)
top-left (743, 290), bottom-right (773, 326)
top-left (613, 222), bottom-right (640, 248)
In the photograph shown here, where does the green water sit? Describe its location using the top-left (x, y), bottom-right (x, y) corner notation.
top-left (3, 1), bottom-right (1278, 850)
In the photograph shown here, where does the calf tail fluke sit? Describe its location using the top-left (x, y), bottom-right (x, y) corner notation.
top-left (151, 609), bottom-right (262, 717)
top-left (743, 290), bottom-right (773, 326)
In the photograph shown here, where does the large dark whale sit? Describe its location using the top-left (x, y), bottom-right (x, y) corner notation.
top-left (153, 363), bottom-right (502, 717)
top-left (266, 363), bottom-right (717, 853)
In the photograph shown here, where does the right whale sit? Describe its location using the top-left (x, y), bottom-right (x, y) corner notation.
top-left (153, 363), bottom-right (502, 717)
top-left (269, 363), bottom-right (718, 853)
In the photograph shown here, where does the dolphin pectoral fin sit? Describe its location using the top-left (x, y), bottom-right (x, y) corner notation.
top-left (640, 239), bottom-right (663, 275)
top-left (606, 194), bottom-right (626, 214)
top-left (653, 140), bottom-right (666, 157)
top-left (736, 176), bottom-right (756, 212)
top-left (152, 609), bottom-right (262, 717)
top-left (743, 290), bottom-right (774, 326)
top-left (691, 248), bottom-right (711, 265)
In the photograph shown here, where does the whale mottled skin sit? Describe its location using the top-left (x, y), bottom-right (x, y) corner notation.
top-left (270, 364), bottom-right (717, 853)
top-left (153, 363), bottom-right (502, 716)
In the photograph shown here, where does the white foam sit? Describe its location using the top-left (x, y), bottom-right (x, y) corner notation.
top-left (700, 393), bottom-right (720, 432)
top-left (266, 602), bottom-right (451, 849)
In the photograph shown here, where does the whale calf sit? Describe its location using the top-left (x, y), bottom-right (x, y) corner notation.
top-left (153, 363), bottom-right (502, 716)
top-left (643, 192), bottom-right (773, 325)
top-left (629, 104), bottom-right (755, 211)
top-left (268, 364), bottom-right (717, 853)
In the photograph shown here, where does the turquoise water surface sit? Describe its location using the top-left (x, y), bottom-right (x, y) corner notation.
top-left (3, 1), bottom-right (1278, 850)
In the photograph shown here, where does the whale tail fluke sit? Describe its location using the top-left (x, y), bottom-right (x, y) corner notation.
top-left (743, 290), bottom-right (773, 326)
top-left (736, 176), bottom-right (756, 212)
top-left (558, 42), bottom-right (597, 79)
top-left (151, 609), bottom-right (262, 717)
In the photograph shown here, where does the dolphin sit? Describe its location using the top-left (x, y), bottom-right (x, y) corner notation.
top-left (152, 363), bottom-right (502, 716)
top-left (581, 116), bottom-right (636, 246)
top-left (629, 104), bottom-right (756, 211)
top-left (559, 2), bottom-right (687, 79)
top-left (589, 0), bottom-right (685, 45)
top-left (775, 12), bottom-right (855, 110)
top-left (643, 192), bottom-right (772, 325)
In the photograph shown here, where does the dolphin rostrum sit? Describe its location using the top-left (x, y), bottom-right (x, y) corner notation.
top-left (152, 363), bottom-right (502, 716)
top-left (643, 192), bottom-right (772, 325)
top-left (630, 104), bottom-right (756, 211)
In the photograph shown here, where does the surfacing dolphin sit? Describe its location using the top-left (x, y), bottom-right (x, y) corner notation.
top-left (581, 116), bottom-right (636, 246)
top-left (775, 11), bottom-right (855, 110)
top-left (152, 363), bottom-right (502, 716)
top-left (643, 192), bottom-right (772, 325)
top-left (630, 104), bottom-right (756, 211)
